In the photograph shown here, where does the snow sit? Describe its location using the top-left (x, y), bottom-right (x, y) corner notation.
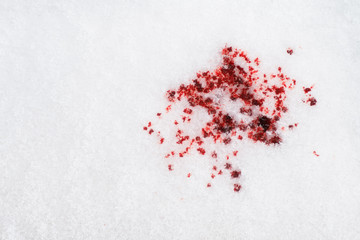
top-left (0, 0), bottom-right (360, 239)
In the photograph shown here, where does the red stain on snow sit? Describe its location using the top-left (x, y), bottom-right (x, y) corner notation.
top-left (143, 46), bottom-right (317, 192)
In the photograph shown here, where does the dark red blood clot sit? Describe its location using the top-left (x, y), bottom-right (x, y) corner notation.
top-left (308, 97), bottom-right (317, 106)
top-left (231, 170), bottom-right (241, 178)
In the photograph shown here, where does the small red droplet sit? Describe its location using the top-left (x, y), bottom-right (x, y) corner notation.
top-left (308, 97), bottom-right (317, 106)
top-left (231, 170), bottom-right (241, 178)
top-left (197, 148), bottom-right (206, 155)
top-left (166, 105), bottom-right (172, 112)
top-left (168, 164), bottom-right (173, 171)
top-left (234, 184), bottom-right (241, 192)
top-left (207, 183), bottom-right (212, 188)
top-left (287, 48), bottom-right (293, 55)
top-left (183, 108), bottom-right (193, 114)
top-left (313, 151), bottom-right (320, 157)
top-left (225, 163), bottom-right (232, 170)
top-left (303, 88), bottom-right (312, 94)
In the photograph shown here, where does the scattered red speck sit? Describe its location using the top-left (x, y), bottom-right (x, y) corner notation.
top-left (197, 148), bottom-right (206, 155)
top-left (231, 170), bottom-right (241, 178)
top-left (211, 174), bottom-right (216, 179)
top-left (234, 184), bottom-right (242, 192)
top-left (143, 46), bottom-right (318, 193)
top-left (166, 105), bottom-right (172, 112)
top-left (183, 108), bottom-right (193, 114)
top-left (168, 164), bottom-right (173, 171)
top-left (187, 173), bottom-right (191, 178)
top-left (308, 97), bottom-right (317, 106)
top-left (207, 183), bottom-right (212, 188)
top-left (225, 163), bottom-right (232, 170)
top-left (313, 151), bottom-right (320, 157)
top-left (223, 138), bottom-right (232, 145)
top-left (303, 88), bottom-right (312, 94)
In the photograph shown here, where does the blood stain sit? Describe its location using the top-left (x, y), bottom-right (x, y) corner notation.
top-left (143, 46), bottom-right (317, 193)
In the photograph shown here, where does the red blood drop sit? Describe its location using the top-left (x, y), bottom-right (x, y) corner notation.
top-left (225, 163), bottom-right (232, 170)
top-left (234, 184), bottom-right (242, 192)
top-left (183, 108), bottom-right (193, 114)
top-left (308, 97), bottom-right (317, 106)
top-left (231, 170), bottom-right (241, 178)
top-left (304, 88), bottom-right (311, 93)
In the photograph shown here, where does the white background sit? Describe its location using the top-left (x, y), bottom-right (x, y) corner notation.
top-left (1, 0), bottom-right (360, 239)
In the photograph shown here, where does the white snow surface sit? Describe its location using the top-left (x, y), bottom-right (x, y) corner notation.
top-left (1, 0), bottom-right (360, 239)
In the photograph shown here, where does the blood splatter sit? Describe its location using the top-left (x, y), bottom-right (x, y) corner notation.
top-left (313, 151), bottom-right (320, 157)
top-left (143, 46), bottom-right (317, 193)
top-left (287, 48), bottom-right (293, 55)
